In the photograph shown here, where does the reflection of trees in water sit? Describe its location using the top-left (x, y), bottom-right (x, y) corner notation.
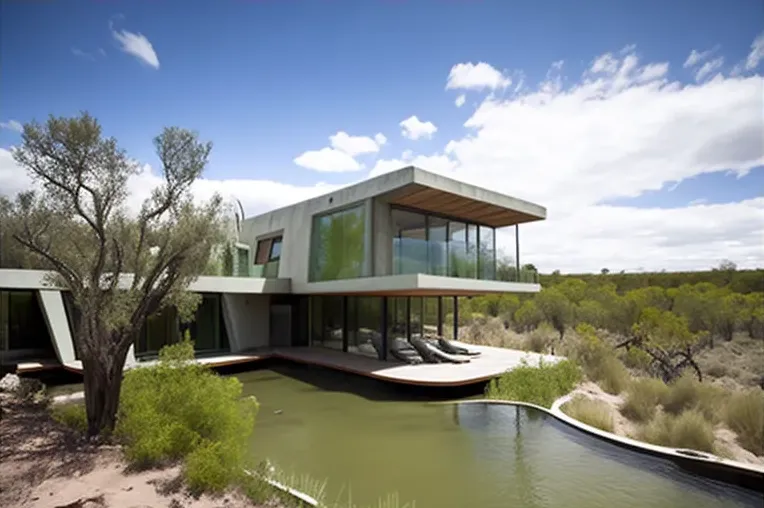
top-left (454, 404), bottom-right (544, 507)
top-left (313, 206), bottom-right (366, 281)
top-left (511, 406), bottom-right (543, 508)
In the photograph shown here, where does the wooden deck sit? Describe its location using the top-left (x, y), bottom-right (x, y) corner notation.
top-left (18, 343), bottom-right (561, 387)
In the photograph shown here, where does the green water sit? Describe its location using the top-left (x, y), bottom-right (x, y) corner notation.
top-left (240, 365), bottom-right (760, 508)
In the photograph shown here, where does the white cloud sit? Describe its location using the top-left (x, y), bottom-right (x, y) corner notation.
top-left (684, 47), bottom-right (716, 68)
top-left (446, 62), bottom-right (511, 91)
top-left (111, 25), bottom-right (160, 69)
top-left (455, 94), bottom-right (466, 108)
top-left (372, 45), bottom-right (764, 271)
top-left (399, 115), bottom-right (437, 141)
top-left (745, 32), bottom-right (764, 70)
top-left (329, 131), bottom-right (381, 156)
top-left (293, 147), bottom-right (361, 173)
top-left (374, 133), bottom-right (387, 146)
top-left (0, 120), bottom-right (23, 133)
top-left (695, 57), bottom-right (724, 82)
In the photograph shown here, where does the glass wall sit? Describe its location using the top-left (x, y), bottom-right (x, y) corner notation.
top-left (310, 204), bottom-right (367, 282)
top-left (308, 296), bottom-right (467, 362)
top-left (135, 293), bottom-right (229, 357)
top-left (479, 225), bottom-right (496, 280)
top-left (392, 209), bottom-right (428, 275)
top-left (346, 296), bottom-right (383, 359)
top-left (390, 207), bottom-right (503, 281)
top-left (427, 216), bottom-right (448, 276)
top-left (309, 296), bottom-right (344, 350)
top-left (0, 290), bottom-right (55, 356)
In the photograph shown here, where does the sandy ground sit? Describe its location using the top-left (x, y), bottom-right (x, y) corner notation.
top-left (0, 393), bottom-right (286, 508)
top-left (566, 381), bottom-right (764, 465)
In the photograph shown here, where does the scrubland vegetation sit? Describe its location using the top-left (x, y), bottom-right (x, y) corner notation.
top-left (472, 267), bottom-right (764, 461)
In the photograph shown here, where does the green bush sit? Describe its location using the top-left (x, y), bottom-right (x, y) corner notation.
top-left (724, 389), bottom-right (764, 455)
top-left (571, 324), bottom-right (629, 394)
top-left (640, 410), bottom-right (716, 453)
top-left (562, 395), bottom-right (614, 432)
top-left (621, 378), bottom-right (669, 423)
top-left (621, 347), bottom-right (652, 371)
top-left (525, 324), bottom-right (555, 353)
top-left (51, 403), bottom-right (87, 432)
top-left (116, 340), bottom-right (258, 493)
top-left (485, 359), bottom-right (581, 408)
top-left (663, 374), bottom-right (726, 422)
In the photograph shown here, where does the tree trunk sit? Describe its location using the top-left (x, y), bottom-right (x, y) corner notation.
top-left (82, 338), bottom-right (131, 437)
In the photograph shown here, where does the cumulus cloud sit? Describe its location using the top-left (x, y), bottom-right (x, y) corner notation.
top-left (455, 94), bottom-right (466, 108)
top-left (293, 147), bottom-right (361, 172)
top-left (111, 23), bottom-right (160, 69)
top-left (399, 115), bottom-right (437, 141)
top-left (374, 133), bottom-right (387, 146)
top-left (0, 120), bottom-right (23, 133)
top-left (446, 62), bottom-right (511, 90)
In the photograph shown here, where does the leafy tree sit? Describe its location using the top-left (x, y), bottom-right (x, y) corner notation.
top-left (600, 268), bottom-right (610, 275)
top-left (741, 292), bottom-right (764, 339)
top-left (6, 113), bottom-right (224, 436)
top-left (576, 299), bottom-right (608, 329)
top-left (534, 287), bottom-right (573, 341)
top-left (513, 299), bottom-right (543, 332)
top-left (630, 307), bottom-right (704, 382)
top-left (556, 278), bottom-right (587, 305)
top-left (715, 293), bottom-right (747, 342)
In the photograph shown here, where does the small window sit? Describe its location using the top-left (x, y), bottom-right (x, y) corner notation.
top-left (269, 237), bottom-right (282, 261)
top-left (255, 239), bottom-right (272, 264)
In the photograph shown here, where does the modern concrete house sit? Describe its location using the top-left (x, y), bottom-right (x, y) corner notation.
top-left (0, 166), bottom-right (549, 384)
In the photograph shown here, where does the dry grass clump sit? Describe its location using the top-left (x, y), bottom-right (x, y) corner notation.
top-left (696, 333), bottom-right (764, 388)
top-left (525, 324), bottom-right (556, 353)
top-left (621, 378), bottom-right (669, 423)
top-left (724, 389), bottom-right (764, 456)
top-left (562, 395), bottom-right (615, 432)
top-left (460, 317), bottom-right (526, 349)
top-left (663, 374), bottom-right (727, 423)
top-left (640, 410), bottom-right (716, 453)
top-left (568, 324), bottom-right (630, 395)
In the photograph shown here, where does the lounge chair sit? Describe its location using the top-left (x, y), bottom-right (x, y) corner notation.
top-left (390, 337), bottom-right (423, 364)
top-left (409, 336), bottom-right (470, 364)
top-left (436, 337), bottom-right (481, 357)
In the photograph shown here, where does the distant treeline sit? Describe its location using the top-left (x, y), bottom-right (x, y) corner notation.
top-left (539, 269), bottom-right (764, 294)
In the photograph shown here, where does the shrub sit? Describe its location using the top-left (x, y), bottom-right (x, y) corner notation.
top-left (640, 410), bottom-right (715, 453)
top-left (724, 389), bottom-right (764, 455)
top-left (663, 374), bottom-right (727, 422)
top-left (571, 324), bottom-right (629, 394)
top-left (621, 378), bottom-right (669, 423)
top-left (485, 359), bottom-right (581, 408)
top-left (116, 340), bottom-right (259, 493)
top-left (51, 403), bottom-right (87, 432)
top-left (562, 395), bottom-right (614, 432)
top-left (525, 324), bottom-right (555, 353)
top-left (621, 347), bottom-right (652, 371)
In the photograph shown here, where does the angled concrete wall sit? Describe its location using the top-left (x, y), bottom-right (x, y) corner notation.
top-left (222, 293), bottom-right (270, 352)
top-left (37, 290), bottom-right (76, 365)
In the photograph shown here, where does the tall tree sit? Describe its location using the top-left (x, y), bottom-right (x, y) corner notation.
top-left (7, 113), bottom-right (224, 436)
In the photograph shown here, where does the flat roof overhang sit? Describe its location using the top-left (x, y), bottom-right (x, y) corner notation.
top-left (291, 274), bottom-right (540, 296)
top-left (382, 169), bottom-right (547, 228)
top-left (0, 269), bottom-right (292, 294)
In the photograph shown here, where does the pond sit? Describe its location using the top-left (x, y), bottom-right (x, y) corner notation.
top-left (240, 364), bottom-right (761, 508)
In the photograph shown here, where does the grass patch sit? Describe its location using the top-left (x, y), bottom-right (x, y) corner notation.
top-left (485, 359), bottom-right (581, 408)
top-left (50, 403), bottom-right (87, 432)
top-left (724, 389), bottom-right (764, 455)
top-left (621, 378), bottom-right (669, 423)
top-left (663, 374), bottom-right (727, 423)
top-left (116, 340), bottom-right (258, 494)
top-left (561, 395), bottom-right (614, 432)
top-left (640, 410), bottom-right (716, 453)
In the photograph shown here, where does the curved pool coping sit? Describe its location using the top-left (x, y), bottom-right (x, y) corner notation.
top-left (449, 396), bottom-right (764, 493)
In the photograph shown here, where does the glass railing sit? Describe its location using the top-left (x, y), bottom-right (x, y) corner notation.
top-left (251, 260), bottom-right (280, 278)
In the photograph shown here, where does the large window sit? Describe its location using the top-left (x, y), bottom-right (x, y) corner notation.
top-left (391, 207), bottom-right (498, 281)
top-left (309, 204), bottom-right (367, 281)
top-left (309, 296), bottom-right (344, 350)
top-left (346, 296), bottom-right (383, 359)
top-left (0, 290), bottom-right (54, 355)
top-left (135, 293), bottom-right (229, 357)
top-left (254, 235), bottom-right (282, 278)
top-left (392, 209), bottom-right (428, 275)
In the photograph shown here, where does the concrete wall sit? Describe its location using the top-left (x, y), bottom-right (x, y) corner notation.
top-left (37, 290), bottom-right (77, 365)
top-left (222, 293), bottom-right (270, 352)
top-left (373, 196), bottom-right (393, 276)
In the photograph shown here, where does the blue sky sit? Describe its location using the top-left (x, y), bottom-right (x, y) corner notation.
top-left (1, 0), bottom-right (762, 271)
